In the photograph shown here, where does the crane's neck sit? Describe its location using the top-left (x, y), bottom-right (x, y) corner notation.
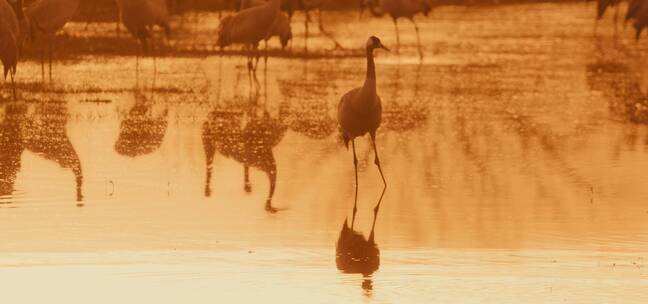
top-left (363, 47), bottom-right (377, 96)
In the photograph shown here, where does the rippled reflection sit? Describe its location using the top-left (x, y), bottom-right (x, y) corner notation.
top-left (336, 218), bottom-right (379, 295)
top-left (0, 100), bottom-right (83, 206)
top-left (115, 90), bottom-right (169, 157)
top-left (202, 93), bottom-right (286, 212)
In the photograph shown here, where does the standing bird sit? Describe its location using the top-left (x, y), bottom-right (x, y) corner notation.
top-left (337, 36), bottom-right (388, 230)
top-left (217, 0), bottom-right (282, 75)
top-left (24, 0), bottom-right (80, 82)
top-left (114, 0), bottom-right (171, 75)
top-left (366, 0), bottom-right (430, 59)
top-left (0, 0), bottom-right (25, 99)
top-left (239, 0), bottom-right (293, 50)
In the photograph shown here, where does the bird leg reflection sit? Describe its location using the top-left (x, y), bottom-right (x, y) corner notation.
top-left (412, 18), bottom-right (423, 60)
top-left (370, 132), bottom-right (386, 235)
top-left (244, 165), bottom-right (251, 193)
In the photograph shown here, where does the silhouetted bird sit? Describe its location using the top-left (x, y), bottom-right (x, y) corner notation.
top-left (217, 0), bottom-right (282, 73)
top-left (24, 0), bottom-right (80, 81)
top-left (115, 0), bottom-right (171, 51)
top-left (337, 36), bottom-right (388, 229)
top-left (239, 0), bottom-right (293, 50)
top-left (366, 0), bottom-right (430, 59)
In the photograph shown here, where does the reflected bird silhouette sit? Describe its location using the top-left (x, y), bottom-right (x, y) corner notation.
top-left (366, 0), bottom-right (430, 59)
top-left (0, 103), bottom-right (26, 201)
top-left (336, 218), bottom-right (380, 282)
top-left (0, 0), bottom-right (25, 100)
top-left (114, 92), bottom-right (169, 157)
top-left (202, 100), bottom-right (286, 212)
top-left (0, 101), bottom-right (83, 205)
top-left (24, 0), bottom-right (80, 82)
top-left (338, 36), bottom-right (388, 229)
top-left (23, 101), bottom-right (84, 205)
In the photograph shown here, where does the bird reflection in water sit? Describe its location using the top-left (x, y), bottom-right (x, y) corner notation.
top-left (202, 93), bottom-right (286, 212)
top-left (0, 103), bottom-right (26, 203)
top-left (114, 91), bottom-right (168, 157)
top-left (0, 100), bottom-right (84, 206)
top-left (335, 218), bottom-right (380, 296)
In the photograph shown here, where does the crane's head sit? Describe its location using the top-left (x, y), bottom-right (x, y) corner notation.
top-left (366, 36), bottom-right (390, 52)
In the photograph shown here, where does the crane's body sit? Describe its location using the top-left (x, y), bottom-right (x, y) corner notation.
top-left (24, 0), bottom-right (80, 81)
top-left (115, 0), bottom-right (171, 49)
top-left (337, 36), bottom-right (388, 231)
top-left (217, 0), bottom-right (282, 47)
top-left (239, 0), bottom-right (292, 49)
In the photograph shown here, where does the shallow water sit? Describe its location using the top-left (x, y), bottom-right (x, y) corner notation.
top-left (2, 2), bottom-right (648, 303)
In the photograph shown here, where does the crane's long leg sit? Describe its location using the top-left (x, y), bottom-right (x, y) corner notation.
top-left (136, 44), bottom-right (141, 87)
top-left (393, 17), bottom-right (400, 54)
top-left (306, 10), bottom-right (311, 51)
top-left (264, 40), bottom-right (268, 65)
top-left (41, 46), bottom-right (45, 82)
top-left (48, 43), bottom-right (52, 82)
top-left (369, 132), bottom-right (387, 235)
top-left (412, 18), bottom-right (423, 60)
top-left (10, 70), bottom-right (16, 101)
top-left (614, 3), bottom-right (619, 35)
top-left (317, 9), bottom-right (345, 50)
top-left (350, 139), bottom-right (359, 229)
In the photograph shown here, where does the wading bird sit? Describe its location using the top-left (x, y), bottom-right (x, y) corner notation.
top-left (114, 0), bottom-right (171, 74)
top-left (0, 0), bottom-right (23, 99)
top-left (338, 36), bottom-right (388, 230)
top-left (239, 0), bottom-right (293, 50)
top-left (365, 0), bottom-right (430, 59)
top-left (24, 0), bottom-right (80, 82)
top-left (217, 0), bottom-right (282, 75)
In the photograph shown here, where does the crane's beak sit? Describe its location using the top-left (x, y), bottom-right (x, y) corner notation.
top-left (379, 43), bottom-right (390, 52)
